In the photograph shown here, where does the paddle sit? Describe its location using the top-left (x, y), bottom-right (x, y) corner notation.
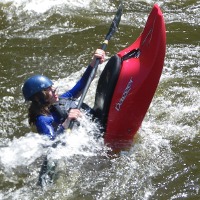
top-left (38, 2), bottom-right (123, 188)
top-left (67, 1), bottom-right (123, 131)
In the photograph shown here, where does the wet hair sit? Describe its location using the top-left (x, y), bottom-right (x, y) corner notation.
top-left (28, 90), bottom-right (51, 125)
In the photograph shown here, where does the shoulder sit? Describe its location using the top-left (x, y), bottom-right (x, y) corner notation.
top-left (59, 91), bottom-right (73, 98)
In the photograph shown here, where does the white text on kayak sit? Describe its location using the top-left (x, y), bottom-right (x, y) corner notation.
top-left (115, 77), bottom-right (133, 111)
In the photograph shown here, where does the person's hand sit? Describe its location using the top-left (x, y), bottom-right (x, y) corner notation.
top-left (62, 109), bottom-right (81, 128)
top-left (68, 109), bottom-right (81, 120)
top-left (90, 49), bottom-right (106, 67)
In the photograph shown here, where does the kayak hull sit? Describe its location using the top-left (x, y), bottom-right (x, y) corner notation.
top-left (94, 4), bottom-right (166, 152)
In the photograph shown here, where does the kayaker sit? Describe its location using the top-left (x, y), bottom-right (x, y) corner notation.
top-left (22, 49), bottom-right (105, 140)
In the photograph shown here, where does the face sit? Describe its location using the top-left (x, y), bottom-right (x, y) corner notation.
top-left (45, 86), bottom-right (59, 104)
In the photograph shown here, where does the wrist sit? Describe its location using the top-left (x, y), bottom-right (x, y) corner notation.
top-left (62, 119), bottom-right (70, 129)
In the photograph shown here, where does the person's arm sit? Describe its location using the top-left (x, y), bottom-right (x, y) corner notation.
top-left (60, 49), bottom-right (105, 99)
top-left (36, 116), bottom-right (65, 140)
top-left (36, 110), bottom-right (81, 140)
top-left (60, 65), bottom-right (92, 99)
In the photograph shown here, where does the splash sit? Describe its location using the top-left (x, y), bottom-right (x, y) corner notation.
top-left (0, 133), bottom-right (48, 172)
top-left (47, 115), bottom-right (107, 161)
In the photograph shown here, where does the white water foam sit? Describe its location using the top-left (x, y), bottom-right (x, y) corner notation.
top-left (0, 0), bottom-right (116, 13)
top-left (1, 0), bottom-right (91, 13)
top-left (47, 115), bottom-right (107, 162)
top-left (0, 133), bottom-right (48, 172)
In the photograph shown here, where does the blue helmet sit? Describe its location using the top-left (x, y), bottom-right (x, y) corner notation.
top-left (22, 75), bottom-right (53, 101)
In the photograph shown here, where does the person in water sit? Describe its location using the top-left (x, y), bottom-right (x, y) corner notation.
top-left (22, 49), bottom-right (105, 140)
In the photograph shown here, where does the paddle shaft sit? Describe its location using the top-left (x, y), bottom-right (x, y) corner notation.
top-left (67, 2), bottom-right (123, 130)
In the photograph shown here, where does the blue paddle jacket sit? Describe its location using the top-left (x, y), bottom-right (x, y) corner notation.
top-left (35, 65), bottom-right (92, 140)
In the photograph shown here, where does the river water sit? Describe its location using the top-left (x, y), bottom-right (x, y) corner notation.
top-left (0, 0), bottom-right (199, 199)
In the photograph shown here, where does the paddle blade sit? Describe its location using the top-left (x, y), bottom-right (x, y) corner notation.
top-left (105, 2), bottom-right (123, 41)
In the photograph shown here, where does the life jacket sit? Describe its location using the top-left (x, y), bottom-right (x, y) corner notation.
top-left (50, 98), bottom-right (92, 123)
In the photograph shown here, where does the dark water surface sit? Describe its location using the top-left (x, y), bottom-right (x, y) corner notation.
top-left (0, 0), bottom-right (199, 199)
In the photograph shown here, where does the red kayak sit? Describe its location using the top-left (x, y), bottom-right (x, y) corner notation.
top-left (94, 4), bottom-right (166, 152)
